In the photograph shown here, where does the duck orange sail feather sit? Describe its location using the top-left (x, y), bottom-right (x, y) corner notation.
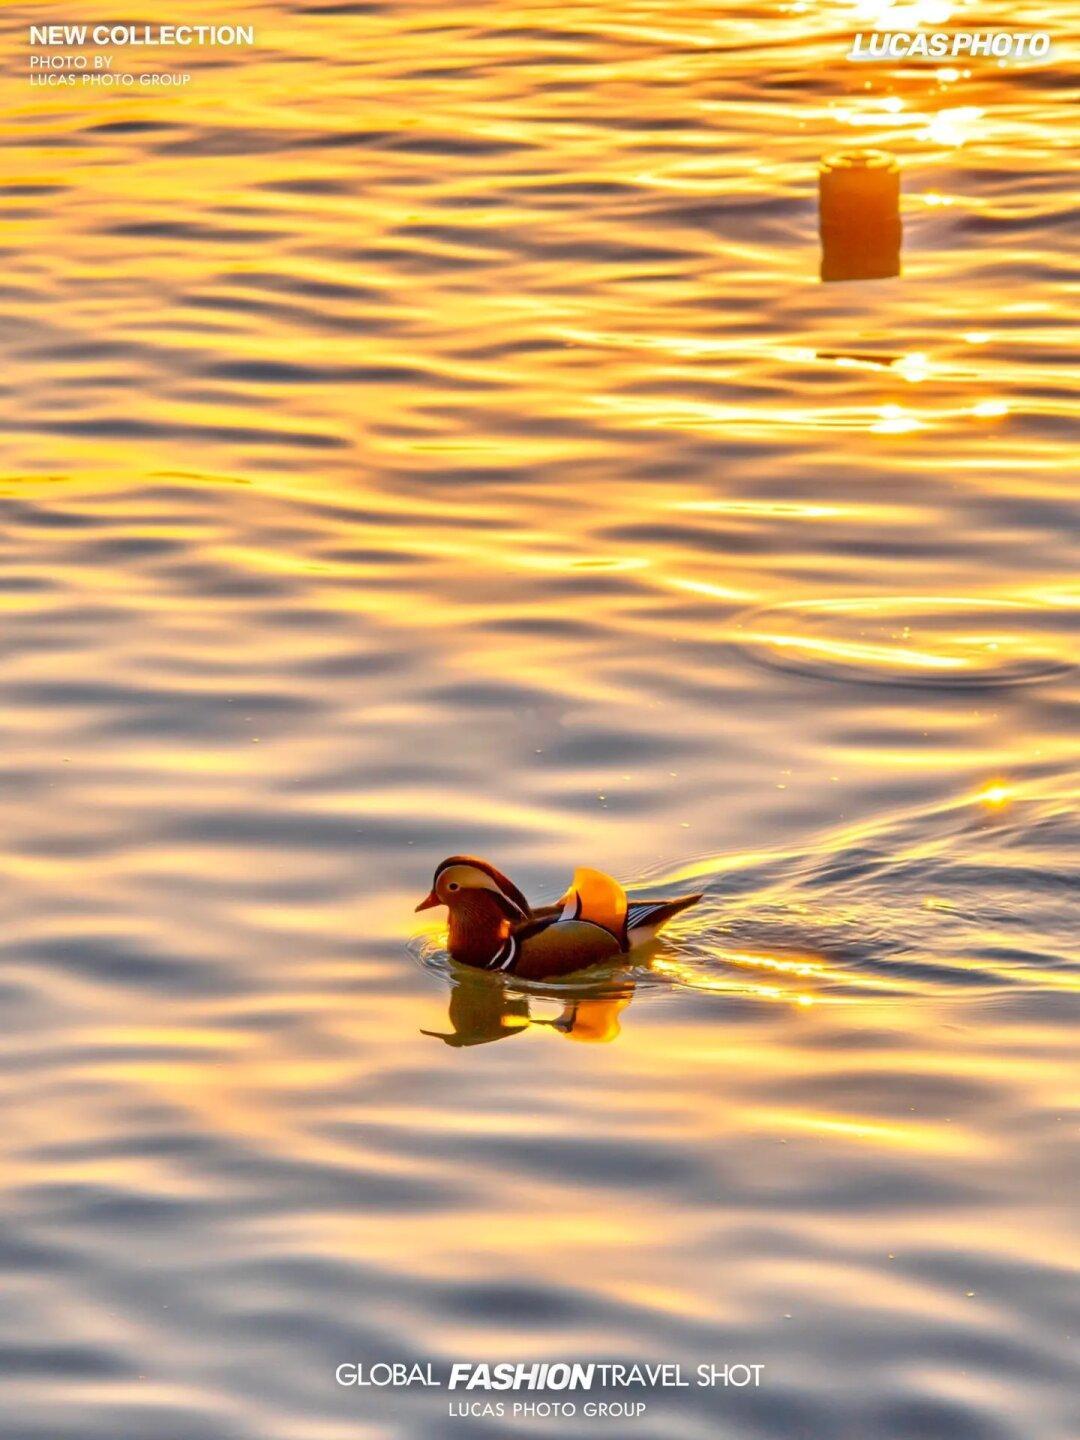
top-left (558, 867), bottom-right (628, 945)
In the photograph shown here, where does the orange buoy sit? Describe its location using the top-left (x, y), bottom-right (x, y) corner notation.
top-left (819, 150), bottom-right (901, 282)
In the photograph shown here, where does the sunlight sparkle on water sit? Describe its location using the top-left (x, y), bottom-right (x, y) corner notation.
top-left (872, 405), bottom-right (923, 434)
top-left (894, 352), bottom-right (933, 383)
top-left (975, 782), bottom-right (1012, 808)
top-left (846, 0), bottom-right (959, 32)
top-left (924, 106), bottom-right (984, 146)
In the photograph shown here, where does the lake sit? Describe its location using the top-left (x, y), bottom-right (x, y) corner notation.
top-left (0, 2), bottom-right (1076, 1437)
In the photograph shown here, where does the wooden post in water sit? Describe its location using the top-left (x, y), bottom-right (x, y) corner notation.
top-left (819, 150), bottom-right (901, 282)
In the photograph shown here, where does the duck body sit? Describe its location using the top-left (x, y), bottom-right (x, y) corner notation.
top-left (416, 855), bottom-right (702, 979)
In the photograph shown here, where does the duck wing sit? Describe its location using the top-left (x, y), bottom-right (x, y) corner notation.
top-left (558, 867), bottom-right (628, 944)
top-left (511, 919), bottom-right (623, 980)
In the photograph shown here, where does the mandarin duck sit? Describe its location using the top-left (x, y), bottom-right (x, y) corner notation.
top-left (415, 855), bottom-right (702, 979)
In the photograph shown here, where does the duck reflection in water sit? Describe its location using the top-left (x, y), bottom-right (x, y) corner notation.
top-left (422, 970), bottom-right (634, 1047)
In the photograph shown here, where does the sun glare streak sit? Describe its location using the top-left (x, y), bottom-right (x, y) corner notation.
top-left (759, 633), bottom-right (967, 669)
top-left (651, 957), bottom-right (822, 1007)
top-left (764, 1112), bottom-right (991, 1156)
top-left (709, 948), bottom-right (829, 979)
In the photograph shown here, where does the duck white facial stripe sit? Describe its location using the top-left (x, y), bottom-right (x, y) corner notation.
top-left (433, 858), bottom-right (531, 919)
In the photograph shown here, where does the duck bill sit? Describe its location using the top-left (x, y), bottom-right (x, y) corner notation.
top-left (415, 890), bottom-right (440, 912)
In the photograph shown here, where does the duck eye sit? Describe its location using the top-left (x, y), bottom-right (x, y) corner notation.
top-left (448, 882), bottom-right (460, 891)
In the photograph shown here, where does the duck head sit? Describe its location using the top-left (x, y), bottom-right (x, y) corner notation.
top-left (416, 855), bottom-right (530, 917)
top-left (416, 856), bottom-right (531, 967)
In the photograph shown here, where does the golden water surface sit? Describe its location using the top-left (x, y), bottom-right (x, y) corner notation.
top-left (1, 3), bottom-right (1077, 1438)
